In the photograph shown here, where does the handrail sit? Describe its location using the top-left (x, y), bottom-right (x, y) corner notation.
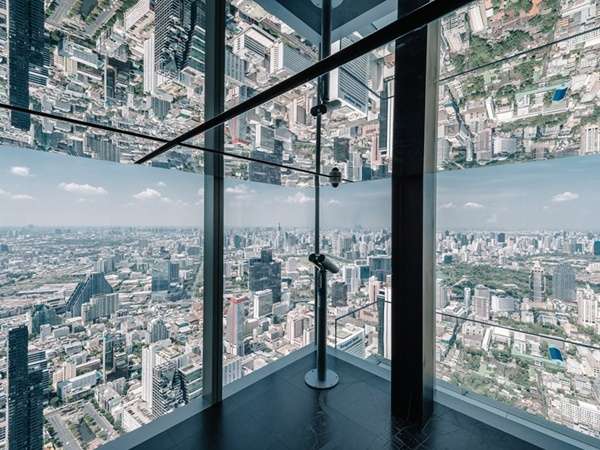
top-left (333, 300), bottom-right (600, 353)
top-left (134, 0), bottom-right (473, 164)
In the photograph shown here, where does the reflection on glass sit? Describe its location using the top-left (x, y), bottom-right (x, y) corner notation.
top-left (436, 155), bottom-right (600, 439)
top-left (438, 0), bottom-right (600, 172)
top-left (0, 146), bottom-right (204, 448)
top-left (1, 0), bottom-right (207, 165)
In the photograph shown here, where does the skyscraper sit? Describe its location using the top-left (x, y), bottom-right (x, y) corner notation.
top-left (66, 272), bottom-right (113, 317)
top-left (249, 249), bottom-right (281, 303)
top-left (225, 296), bottom-right (246, 356)
top-left (474, 285), bottom-right (490, 320)
top-left (7, 0), bottom-right (47, 130)
top-left (149, 318), bottom-right (170, 343)
top-left (7, 326), bottom-right (44, 450)
top-left (331, 281), bottom-right (348, 306)
top-left (329, 36), bottom-right (369, 117)
top-left (530, 261), bottom-right (546, 302)
top-left (368, 255), bottom-right (392, 282)
top-left (552, 263), bottom-right (576, 302)
top-left (594, 240), bottom-right (600, 257)
top-left (154, 0), bottom-right (206, 82)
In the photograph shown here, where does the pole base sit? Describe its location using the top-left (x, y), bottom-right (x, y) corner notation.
top-left (304, 369), bottom-right (339, 390)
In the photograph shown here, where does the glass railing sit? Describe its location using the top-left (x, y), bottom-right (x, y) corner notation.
top-left (334, 296), bottom-right (600, 441)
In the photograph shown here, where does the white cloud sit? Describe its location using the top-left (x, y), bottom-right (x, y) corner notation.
top-left (10, 166), bottom-right (30, 177)
top-left (11, 194), bottom-right (34, 200)
top-left (133, 188), bottom-right (162, 200)
top-left (464, 202), bottom-right (484, 209)
top-left (327, 199), bottom-right (341, 206)
top-left (0, 189), bottom-right (34, 200)
top-left (225, 185), bottom-right (254, 196)
top-left (157, 181), bottom-right (167, 187)
top-left (197, 188), bottom-right (204, 197)
top-left (552, 191), bottom-right (579, 203)
top-left (59, 182), bottom-right (107, 196)
top-left (439, 202), bottom-right (455, 209)
top-left (285, 192), bottom-right (313, 205)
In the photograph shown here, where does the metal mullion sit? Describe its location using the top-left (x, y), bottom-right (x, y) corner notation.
top-left (202, 0), bottom-right (225, 405)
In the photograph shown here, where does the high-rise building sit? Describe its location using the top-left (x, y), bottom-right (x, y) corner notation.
top-left (253, 289), bottom-right (273, 319)
top-left (436, 279), bottom-right (448, 309)
top-left (552, 263), bottom-right (577, 302)
top-left (149, 318), bottom-right (170, 343)
top-left (249, 249), bottom-right (281, 303)
top-left (368, 255), bottom-right (391, 282)
top-left (225, 296), bottom-right (246, 356)
top-left (580, 124), bottom-right (599, 155)
top-left (103, 332), bottom-right (126, 382)
top-left (154, 0), bottom-right (206, 81)
top-left (464, 287), bottom-right (472, 310)
top-left (343, 265), bottom-right (361, 294)
top-left (66, 272), bottom-right (113, 317)
top-left (577, 286), bottom-right (598, 327)
top-left (331, 280), bottom-right (348, 306)
top-left (530, 261), bottom-right (546, 302)
top-left (7, 326), bottom-right (44, 450)
top-left (329, 36), bottom-right (369, 116)
top-left (142, 341), bottom-right (169, 409)
top-left (594, 240), bottom-right (600, 257)
top-left (7, 0), bottom-right (47, 130)
top-left (151, 350), bottom-right (189, 418)
top-left (29, 304), bottom-right (59, 335)
top-left (474, 285), bottom-right (490, 320)
top-left (178, 363), bottom-right (202, 403)
top-left (269, 41), bottom-right (311, 76)
top-left (144, 35), bottom-right (156, 93)
top-left (333, 137), bottom-right (350, 162)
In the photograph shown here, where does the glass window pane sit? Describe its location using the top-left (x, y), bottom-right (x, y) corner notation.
top-left (436, 0), bottom-right (600, 441)
top-left (223, 171), bottom-right (315, 383)
top-left (0, 145), bottom-right (204, 447)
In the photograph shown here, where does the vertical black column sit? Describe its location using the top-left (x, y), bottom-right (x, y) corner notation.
top-left (203, 0), bottom-right (226, 405)
top-left (391, 1), bottom-right (440, 425)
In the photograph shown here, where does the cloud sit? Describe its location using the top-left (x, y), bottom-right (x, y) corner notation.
top-left (327, 199), bottom-right (341, 206)
top-left (285, 192), bottom-right (313, 205)
top-left (10, 166), bottom-right (30, 177)
top-left (157, 181), bottom-right (166, 187)
top-left (133, 188), bottom-right (162, 200)
top-left (197, 188), bottom-right (204, 197)
top-left (11, 194), bottom-right (34, 200)
top-left (464, 202), bottom-right (484, 209)
top-left (551, 191), bottom-right (579, 203)
top-left (0, 189), bottom-right (35, 201)
top-left (439, 202), bottom-right (455, 209)
top-left (59, 182), bottom-right (107, 195)
top-left (225, 185), bottom-right (254, 196)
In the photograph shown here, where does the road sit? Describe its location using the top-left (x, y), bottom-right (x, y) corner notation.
top-left (47, 412), bottom-right (83, 450)
top-left (48, 0), bottom-right (78, 27)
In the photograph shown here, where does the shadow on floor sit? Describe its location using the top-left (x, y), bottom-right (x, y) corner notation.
top-left (136, 354), bottom-right (540, 450)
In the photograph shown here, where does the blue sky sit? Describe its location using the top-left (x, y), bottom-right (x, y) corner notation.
top-left (1, 145), bottom-right (597, 230)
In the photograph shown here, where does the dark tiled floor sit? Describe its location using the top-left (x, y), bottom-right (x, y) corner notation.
top-left (137, 354), bottom-right (540, 450)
